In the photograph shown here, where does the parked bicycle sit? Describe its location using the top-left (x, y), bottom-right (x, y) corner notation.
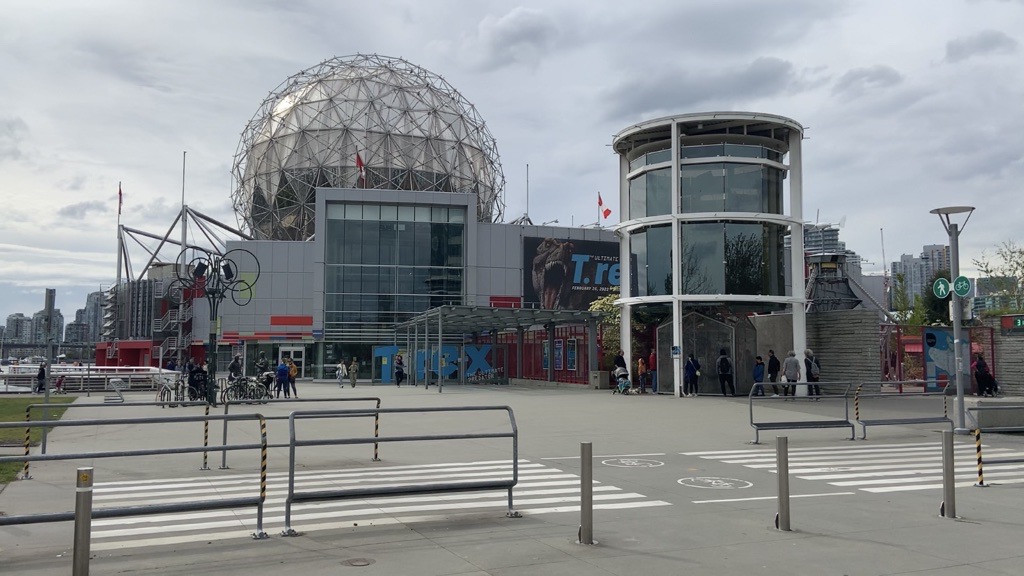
top-left (221, 375), bottom-right (272, 404)
top-left (156, 376), bottom-right (184, 407)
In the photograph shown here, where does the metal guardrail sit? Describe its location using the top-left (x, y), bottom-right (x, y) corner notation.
top-left (853, 381), bottom-right (953, 439)
top-left (24, 400), bottom-right (211, 471)
top-left (0, 413), bottom-right (271, 539)
top-left (280, 405), bottom-right (521, 536)
top-left (218, 396), bottom-right (383, 469)
top-left (748, 382), bottom-right (855, 444)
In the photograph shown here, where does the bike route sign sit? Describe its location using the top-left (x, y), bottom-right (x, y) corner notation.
top-left (953, 276), bottom-right (971, 297)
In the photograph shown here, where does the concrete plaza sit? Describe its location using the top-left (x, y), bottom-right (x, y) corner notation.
top-left (1, 381), bottom-right (1023, 575)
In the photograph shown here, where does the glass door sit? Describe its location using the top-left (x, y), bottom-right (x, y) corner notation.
top-left (278, 346), bottom-right (305, 378)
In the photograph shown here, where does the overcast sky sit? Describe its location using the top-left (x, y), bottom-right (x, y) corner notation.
top-left (2, 0), bottom-right (1022, 324)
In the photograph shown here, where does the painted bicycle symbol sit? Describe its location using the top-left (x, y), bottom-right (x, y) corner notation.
top-left (677, 476), bottom-right (753, 489)
top-left (602, 458), bottom-right (664, 468)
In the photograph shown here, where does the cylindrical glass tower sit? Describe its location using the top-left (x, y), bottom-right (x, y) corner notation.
top-left (612, 112), bottom-right (807, 396)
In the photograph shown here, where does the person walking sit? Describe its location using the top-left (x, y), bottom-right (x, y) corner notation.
top-left (716, 348), bottom-right (735, 397)
top-left (683, 354), bottom-right (700, 397)
top-left (275, 360), bottom-right (289, 398)
top-left (648, 349), bottom-right (657, 393)
top-left (286, 358), bottom-right (298, 398)
top-left (767, 349), bottom-right (781, 397)
top-left (752, 356), bottom-right (766, 396)
top-left (394, 354), bottom-right (405, 386)
top-left (348, 357), bottom-right (360, 388)
top-left (336, 359), bottom-right (348, 387)
top-left (804, 349), bottom-right (821, 398)
top-left (34, 362), bottom-right (46, 394)
top-left (781, 350), bottom-right (801, 398)
top-left (636, 356), bottom-right (648, 394)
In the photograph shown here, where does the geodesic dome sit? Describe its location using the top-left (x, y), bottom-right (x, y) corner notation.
top-left (231, 54), bottom-right (506, 240)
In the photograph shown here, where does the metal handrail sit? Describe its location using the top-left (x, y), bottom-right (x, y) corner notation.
top-left (281, 405), bottom-right (520, 535)
top-left (0, 413), bottom-right (270, 539)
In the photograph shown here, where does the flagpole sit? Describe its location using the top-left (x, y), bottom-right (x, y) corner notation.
top-left (597, 191), bottom-right (600, 229)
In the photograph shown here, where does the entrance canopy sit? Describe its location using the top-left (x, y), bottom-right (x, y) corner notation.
top-left (395, 305), bottom-right (606, 385)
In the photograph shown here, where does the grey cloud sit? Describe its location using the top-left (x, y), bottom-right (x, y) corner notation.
top-left (637, 0), bottom-right (846, 56)
top-left (831, 65), bottom-right (903, 98)
top-left (465, 7), bottom-right (561, 70)
top-left (0, 117), bottom-right (29, 161)
top-left (56, 200), bottom-right (107, 220)
top-left (78, 39), bottom-right (173, 92)
top-left (945, 29), bottom-right (1018, 63)
top-left (603, 57), bottom-right (798, 122)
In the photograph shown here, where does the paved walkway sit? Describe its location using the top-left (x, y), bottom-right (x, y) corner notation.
top-left (2, 382), bottom-right (1023, 575)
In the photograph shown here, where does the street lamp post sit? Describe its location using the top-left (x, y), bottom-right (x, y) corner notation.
top-left (176, 248), bottom-right (259, 404)
top-left (930, 206), bottom-right (975, 434)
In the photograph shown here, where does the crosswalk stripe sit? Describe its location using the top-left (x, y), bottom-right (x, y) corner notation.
top-left (89, 500), bottom-right (674, 552)
top-left (688, 442), bottom-right (1024, 494)
top-left (85, 459), bottom-right (668, 547)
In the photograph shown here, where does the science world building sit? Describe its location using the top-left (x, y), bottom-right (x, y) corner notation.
top-left (120, 54), bottom-right (618, 383)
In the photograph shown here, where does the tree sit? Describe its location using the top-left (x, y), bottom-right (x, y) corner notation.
top-left (588, 288), bottom-right (623, 371)
top-left (922, 269), bottom-right (951, 325)
top-left (973, 240), bottom-right (1024, 312)
top-left (891, 273), bottom-right (928, 326)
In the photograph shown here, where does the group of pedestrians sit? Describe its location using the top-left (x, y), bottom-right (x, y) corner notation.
top-left (751, 349), bottom-right (821, 399)
top-left (677, 348), bottom-right (822, 399)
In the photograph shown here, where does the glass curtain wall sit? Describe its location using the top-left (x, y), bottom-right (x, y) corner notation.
top-left (324, 203), bottom-right (466, 341)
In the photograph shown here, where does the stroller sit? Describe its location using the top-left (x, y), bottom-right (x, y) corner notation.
top-left (612, 367), bottom-right (634, 395)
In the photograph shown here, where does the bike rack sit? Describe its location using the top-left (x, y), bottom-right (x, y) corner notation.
top-left (280, 405), bottom-right (520, 536)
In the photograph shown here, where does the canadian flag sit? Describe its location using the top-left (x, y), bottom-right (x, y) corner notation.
top-left (355, 152), bottom-right (366, 186)
top-left (598, 192), bottom-right (611, 219)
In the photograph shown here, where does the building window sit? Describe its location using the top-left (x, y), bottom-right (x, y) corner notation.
top-left (324, 203), bottom-right (466, 340)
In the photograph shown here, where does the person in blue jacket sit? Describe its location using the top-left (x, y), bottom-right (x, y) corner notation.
top-left (752, 356), bottom-right (766, 396)
top-left (275, 360), bottom-right (290, 399)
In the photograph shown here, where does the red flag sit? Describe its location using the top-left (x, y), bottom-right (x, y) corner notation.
top-left (118, 182), bottom-right (123, 216)
top-left (598, 192), bottom-right (611, 219)
top-left (355, 152), bottom-right (365, 186)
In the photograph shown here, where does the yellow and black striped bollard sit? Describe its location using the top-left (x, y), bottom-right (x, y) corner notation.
top-left (21, 406), bottom-right (32, 479)
top-left (974, 428), bottom-right (988, 487)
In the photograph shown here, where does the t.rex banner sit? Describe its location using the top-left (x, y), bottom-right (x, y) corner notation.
top-left (523, 237), bottom-right (621, 310)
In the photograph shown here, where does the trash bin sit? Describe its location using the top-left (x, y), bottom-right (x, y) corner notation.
top-left (590, 370), bottom-right (610, 389)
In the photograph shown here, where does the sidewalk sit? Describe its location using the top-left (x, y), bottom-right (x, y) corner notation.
top-left (2, 382), bottom-right (1023, 575)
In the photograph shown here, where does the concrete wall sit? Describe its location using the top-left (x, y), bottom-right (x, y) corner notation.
top-left (219, 240), bottom-right (316, 334)
top-left (471, 224), bottom-right (618, 306)
top-left (753, 308), bottom-right (880, 385)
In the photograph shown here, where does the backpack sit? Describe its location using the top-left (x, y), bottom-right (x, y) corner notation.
top-left (810, 359), bottom-right (821, 378)
top-left (717, 356), bottom-right (731, 374)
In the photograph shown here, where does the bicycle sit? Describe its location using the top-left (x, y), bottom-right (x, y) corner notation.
top-left (222, 375), bottom-right (272, 404)
top-left (156, 376), bottom-right (184, 407)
